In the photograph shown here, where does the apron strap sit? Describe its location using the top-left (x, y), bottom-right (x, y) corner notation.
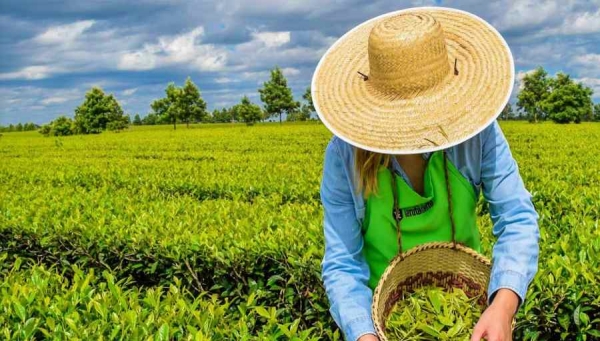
top-left (387, 151), bottom-right (457, 256)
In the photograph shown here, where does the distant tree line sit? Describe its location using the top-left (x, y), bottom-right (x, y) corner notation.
top-left (26, 66), bottom-right (316, 137)
top-left (0, 122), bottom-right (38, 132)
top-left (512, 66), bottom-right (600, 123)
top-left (18, 65), bottom-right (599, 137)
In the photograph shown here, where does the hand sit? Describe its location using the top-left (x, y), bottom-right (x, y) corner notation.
top-left (358, 334), bottom-right (379, 341)
top-left (471, 289), bottom-right (518, 341)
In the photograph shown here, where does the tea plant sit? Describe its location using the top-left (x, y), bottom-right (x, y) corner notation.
top-left (385, 287), bottom-right (483, 341)
top-left (0, 122), bottom-right (598, 339)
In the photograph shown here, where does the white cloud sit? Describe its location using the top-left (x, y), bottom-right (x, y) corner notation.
top-left (40, 96), bottom-right (69, 105)
top-left (0, 65), bottom-right (57, 80)
top-left (118, 27), bottom-right (227, 72)
top-left (122, 88), bottom-right (138, 96)
top-left (572, 53), bottom-right (600, 66)
top-left (492, 0), bottom-right (560, 32)
top-left (282, 67), bottom-right (300, 76)
top-left (552, 9), bottom-right (600, 35)
top-left (575, 77), bottom-right (600, 98)
top-left (34, 20), bottom-right (95, 45)
top-left (251, 31), bottom-right (290, 48)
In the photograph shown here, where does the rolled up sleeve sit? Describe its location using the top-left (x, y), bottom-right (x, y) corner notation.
top-left (320, 139), bottom-right (376, 341)
top-left (480, 121), bottom-right (540, 306)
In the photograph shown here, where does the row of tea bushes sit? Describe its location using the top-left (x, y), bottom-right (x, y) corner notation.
top-left (0, 188), bottom-right (329, 328)
top-left (0, 256), bottom-right (340, 340)
top-left (1, 122), bottom-right (599, 339)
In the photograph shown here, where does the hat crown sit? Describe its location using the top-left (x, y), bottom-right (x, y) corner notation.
top-left (368, 13), bottom-right (451, 95)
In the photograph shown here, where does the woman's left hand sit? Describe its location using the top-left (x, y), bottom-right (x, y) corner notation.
top-left (470, 289), bottom-right (519, 341)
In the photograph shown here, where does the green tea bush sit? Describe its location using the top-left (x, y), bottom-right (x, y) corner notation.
top-left (385, 287), bottom-right (482, 341)
top-left (0, 255), bottom-right (339, 340)
top-left (0, 122), bottom-right (599, 340)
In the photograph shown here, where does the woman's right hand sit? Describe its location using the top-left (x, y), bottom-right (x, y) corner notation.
top-left (358, 334), bottom-right (379, 341)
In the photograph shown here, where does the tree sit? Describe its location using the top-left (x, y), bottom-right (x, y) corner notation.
top-left (212, 108), bottom-right (232, 123)
top-left (107, 115), bottom-right (129, 132)
top-left (287, 105), bottom-right (312, 122)
top-left (594, 103), bottom-right (600, 122)
top-left (47, 116), bottom-right (75, 136)
top-left (151, 83), bottom-right (183, 130)
top-left (499, 103), bottom-right (515, 120)
top-left (133, 114), bottom-right (142, 126)
top-left (540, 73), bottom-right (594, 124)
top-left (142, 113), bottom-right (159, 125)
top-left (259, 66), bottom-right (299, 123)
top-left (39, 124), bottom-right (51, 136)
top-left (74, 87), bottom-right (126, 134)
top-left (517, 67), bottom-right (550, 123)
top-left (303, 86), bottom-right (315, 113)
top-left (235, 96), bottom-right (263, 126)
top-left (179, 77), bottom-right (207, 126)
top-left (16, 123), bottom-right (23, 132)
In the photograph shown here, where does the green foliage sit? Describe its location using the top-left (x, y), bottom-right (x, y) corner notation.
top-left (74, 87), bottom-right (126, 134)
top-left (499, 103), bottom-right (515, 121)
top-left (50, 116), bottom-right (75, 136)
top-left (234, 96), bottom-right (263, 125)
top-left (0, 259), bottom-right (337, 340)
top-left (106, 115), bottom-right (130, 132)
top-left (39, 116), bottom-right (75, 137)
top-left (38, 124), bottom-right (51, 136)
top-left (179, 77), bottom-right (208, 126)
top-left (142, 113), bottom-right (160, 125)
top-left (386, 287), bottom-right (483, 340)
top-left (151, 83), bottom-right (181, 130)
top-left (287, 105), bottom-right (312, 122)
top-left (517, 68), bottom-right (595, 124)
top-left (258, 67), bottom-right (299, 123)
top-left (211, 108), bottom-right (236, 123)
top-left (151, 78), bottom-right (207, 129)
top-left (303, 87), bottom-right (315, 113)
top-left (517, 67), bottom-right (550, 123)
top-left (1, 122), bottom-right (599, 340)
top-left (540, 73), bottom-right (594, 124)
top-left (0, 122), bottom-right (37, 133)
top-left (133, 114), bottom-right (143, 126)
top-left (593, 103), bottom-right (600, 122)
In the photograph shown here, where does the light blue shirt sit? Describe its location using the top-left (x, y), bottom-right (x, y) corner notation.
top-left (319, 121), bottom-right (540, 341)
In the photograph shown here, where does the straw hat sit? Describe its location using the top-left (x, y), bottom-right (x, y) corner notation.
top-left (312, 7), bottom-right (514, 154)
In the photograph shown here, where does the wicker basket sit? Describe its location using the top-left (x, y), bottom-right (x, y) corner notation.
top-left (371, 152), bottom-right (493, 340)
top-left (371, 242), bottom-right (491, 340)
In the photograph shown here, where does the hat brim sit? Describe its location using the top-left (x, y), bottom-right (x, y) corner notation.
top-left (312, 7), bottom-right (514, 154)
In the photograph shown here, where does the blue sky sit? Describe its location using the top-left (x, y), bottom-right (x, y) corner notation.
top-left (1, 0), bottom-right (600, 125)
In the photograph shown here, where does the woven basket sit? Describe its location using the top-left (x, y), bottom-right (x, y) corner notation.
top-left (371, 241), bottom-right (491, 340)
top-left (371, 152), bottom-right (495, 340)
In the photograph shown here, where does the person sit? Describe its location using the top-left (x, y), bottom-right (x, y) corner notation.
top-left (311, 6), bottom-right (540, 341)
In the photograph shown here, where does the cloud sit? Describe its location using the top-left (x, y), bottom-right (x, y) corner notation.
top-left (251, 31), bottom-right (290, 48)
top-left (118, 27), bottom-right (227, 72)
top-left (2, 0), bottom-right (600, 124)
top-left (572, 53), bottom-right (600, 66)
top-left (0, 65), bottom-right (57, 80)
top-left (33, 20), bottom-right (95, 44)
top-left (122, 88), bottom-right (138, 96)
top-left (491, 0), bottom-right (561, 33)
top-left (40, 96), bottom-right (70, 105)
top-left (575, 77), bottom-right (600, 99)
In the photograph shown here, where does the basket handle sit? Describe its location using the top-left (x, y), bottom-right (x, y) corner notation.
top-left (388, 150), bottom-right (457, 255)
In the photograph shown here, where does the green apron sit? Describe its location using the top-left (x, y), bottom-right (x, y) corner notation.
top-left (362, 151), bottom-right (481, 290)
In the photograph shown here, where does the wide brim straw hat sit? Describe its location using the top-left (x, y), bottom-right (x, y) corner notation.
top-left (312, 6), bottom-right (514, 154)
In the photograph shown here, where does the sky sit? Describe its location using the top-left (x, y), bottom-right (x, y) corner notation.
top-left (1, 0), bottom-right (600, 125)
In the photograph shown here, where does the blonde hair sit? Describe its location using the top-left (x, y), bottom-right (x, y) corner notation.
top-left (354, 147), bottom-right (392, 199)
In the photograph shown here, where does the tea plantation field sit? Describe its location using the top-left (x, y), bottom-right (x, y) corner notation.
top-left (0, 122), bottom-right (598, 340)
